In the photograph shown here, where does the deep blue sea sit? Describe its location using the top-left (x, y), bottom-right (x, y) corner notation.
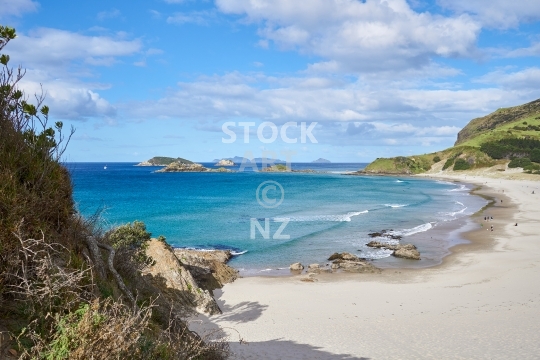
top-left (68, 162), bottom-right (487, 275)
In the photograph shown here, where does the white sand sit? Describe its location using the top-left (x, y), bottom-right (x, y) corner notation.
top-left (192, 175), bottom-right (540, 359)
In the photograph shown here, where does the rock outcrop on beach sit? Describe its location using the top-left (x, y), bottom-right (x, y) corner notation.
top-left (290, 262), bottom-right (304, 271)
top-left (140, 239), bottom-right (221, 315)
top-left (393, 246), bottom-right (421, 260)
top-left (367, 241), bottom-right (421, 260)
top-left (214, 159), bottom-right (235, 166)
top-left (327, 252), bottom-right (381, 273)
top-left (174, 249), bottom-right (239, 291)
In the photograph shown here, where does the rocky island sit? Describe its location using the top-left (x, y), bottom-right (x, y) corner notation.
top-left (136, 156), bottom-right (193, 166)
top-left (156, 161), bottom-right (233, 173)
top-left (214, 159), bottom-right (235, 166)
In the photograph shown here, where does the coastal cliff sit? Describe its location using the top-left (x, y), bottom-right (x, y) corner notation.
top-left (361, 98), bottom-right (540, 175)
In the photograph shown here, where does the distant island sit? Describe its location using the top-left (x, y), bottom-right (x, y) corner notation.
top-left (212, 156), bottom-right (285, 164)
top-left (312, 158), bottom-right (331, 163)
top-left (214, 159), bottom-right (235, 166)
top-left (136, 156), bottom-right (193, 166)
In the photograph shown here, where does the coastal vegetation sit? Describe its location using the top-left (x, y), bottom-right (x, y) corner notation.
top-left (0, 26), bottom-right (230, 359)
top-left (363, 98), bottom-right (540, 174)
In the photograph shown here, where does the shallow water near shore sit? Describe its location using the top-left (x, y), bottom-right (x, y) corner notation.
top-left (69, 162), bottom-right (487, 275)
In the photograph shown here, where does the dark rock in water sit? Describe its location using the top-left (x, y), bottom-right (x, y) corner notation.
top-left (366, 241), bottom-right (421, 260)
top-left (393, 245), bottom-right (421, 260)
top-left (328, 253), bottom-right (341, 261)
top-left (327, 252), bottom-right (360, 262)
top-left (368, 229), bottom-right (402, 240)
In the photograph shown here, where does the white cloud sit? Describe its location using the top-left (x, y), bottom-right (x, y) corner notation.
top-left (123, 71), bottom-right (537, 140)
top-left (476, 68), bottom-right (540, 90)
top-left (4, 28), bottom-right (142, 120)
top-left (0, 0), bottom-right (38, 19)
top-left (216, 0), bottom-right (480, 73)
top-left (506, 42), bottom-right (540, 58)
top-left (20, 75), bottom-right (117, 120)
top-left (7, 28), bottom-right (141, 70)
top-left (439, 0), bottom-right (540, 29)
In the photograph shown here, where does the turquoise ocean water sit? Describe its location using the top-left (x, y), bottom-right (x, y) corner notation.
top-left (68, 162), bottom-right (487, 275)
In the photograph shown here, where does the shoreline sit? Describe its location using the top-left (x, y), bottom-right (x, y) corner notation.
top-left (191, 172), bottom-right (540, 359)
top-left (233, 175), bottom-right (493, 277)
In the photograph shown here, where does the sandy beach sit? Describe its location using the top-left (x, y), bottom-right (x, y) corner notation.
top-left (191, 172), bottom-right (540, 359)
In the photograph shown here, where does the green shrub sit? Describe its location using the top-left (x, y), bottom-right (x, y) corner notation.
top-left (433, 156), bottom-right (441, 163)
top-left (531, 149), bottom-right (540, 163)
top-left (508, 158), bottom-right (532, 168)
top-left (524, 163), bottom-right (540, 171)
top-left (442, 158), bottom-right (454, 170)
top-left (480, 138), bottom-right (540, 159)
top-left (107, 221), bottom-right (155, 268)
top-left (453, 158), bottom-right (471, 171)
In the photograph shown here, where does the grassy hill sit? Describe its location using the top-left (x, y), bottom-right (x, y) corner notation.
top-left (363, 98), bottom-right (540, 175)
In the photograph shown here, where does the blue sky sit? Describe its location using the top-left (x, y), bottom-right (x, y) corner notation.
top-left (1, 0), bottom-right (540, 162)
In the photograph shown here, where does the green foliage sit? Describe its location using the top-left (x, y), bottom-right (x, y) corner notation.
top-left (442, 158), bottom-right (454, 170)
top-left (107, 221), bottom-right (155, 267)
top-left (508, 158), bottom-right (532, 168)
top-left (531, 149), bottom-right (540, 163)
top-left (44, 304), bottom-right (91, 360)
top-left (1, 24), bottom-right (75, 291)
top-left (453, 158), bottom-right (471, 170)
top-left (480, 138), bottom-right (540, 159)
top-left (433, 156), bottom-right (441, 163)
top-left (108, 221), bottom-right (151, 249)
top-left (456, 99), bottom-right (540, 146)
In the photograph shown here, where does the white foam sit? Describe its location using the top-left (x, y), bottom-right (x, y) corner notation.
top-left (448, 184), bottom-right (468, 192)
top-left (389, 223), bottom-right (433, 237)
top-left (364, 248), bottom-right (394, 259)
top-left (273, 210), bottom-right (368, 223)
top-left (436, 180), bottom-right (455, 186)
top-left (181, 247), bottom-right (247, 256)
top-left (384, 204), bottom-right (408, 208)
top-left (231, 250), bottom-right (248, 256)
top-left (439, 201), bottom-right (468, 219)
top-left (396, 180), bottom-right (404, 183)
